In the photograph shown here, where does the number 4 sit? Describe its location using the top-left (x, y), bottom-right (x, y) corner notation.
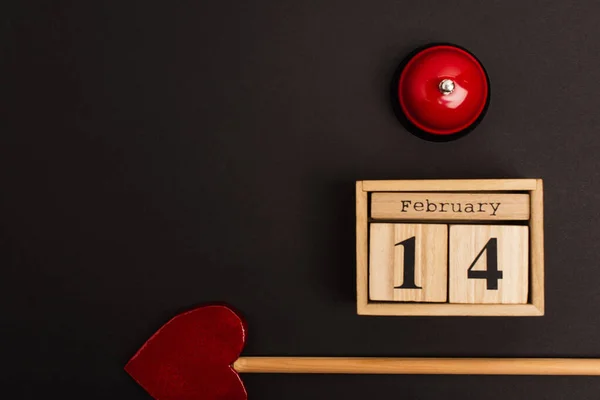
top-left (467, 238), bottom-right (503, 290)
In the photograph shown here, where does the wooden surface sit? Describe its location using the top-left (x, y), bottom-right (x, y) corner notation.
top-left (357, 303), bottom-right (543, 316)
top-left (449, 225), bottom-right (529, 304)
top-left (233, 357), bottom-right (600, 375)
top-left (371, 192), bottom-right (530, 220)
top-left (362, 179), bottom-right (538, 192)
top-left (355, 181), bottom-right (369, 314)
top-left (369, 223), bottom-right (447, 302)
top-left (530, 179), bottom-right (545, 314)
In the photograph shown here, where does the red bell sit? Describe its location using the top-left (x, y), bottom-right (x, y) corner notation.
top-left (392, 44), bottom-right (490, 141)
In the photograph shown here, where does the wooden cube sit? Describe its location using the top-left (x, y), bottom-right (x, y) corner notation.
top-left (449, 225), bottom-right (529, 304)
top-left (369, 224), bottom-right (448, 302)
top-left (356, 179), bottom-right (544, 317)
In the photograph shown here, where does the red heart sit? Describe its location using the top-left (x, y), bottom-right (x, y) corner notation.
top-left (125, 305), bottom-right (248, 400)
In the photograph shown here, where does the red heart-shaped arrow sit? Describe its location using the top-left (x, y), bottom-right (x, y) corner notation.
top-left (125, 305), bottom-right (247, 400)
top-left (126, 305), bottom-right (600, 400)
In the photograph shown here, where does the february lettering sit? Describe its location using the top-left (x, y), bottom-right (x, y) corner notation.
top-left (400, 199), bottom-right (501, 216)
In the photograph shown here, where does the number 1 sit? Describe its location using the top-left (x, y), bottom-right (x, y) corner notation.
top-left (394, 236), bottom-right (421, 289)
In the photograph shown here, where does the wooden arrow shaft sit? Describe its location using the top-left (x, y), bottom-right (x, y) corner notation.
top-left (233, 357), bottom-right (600, 375)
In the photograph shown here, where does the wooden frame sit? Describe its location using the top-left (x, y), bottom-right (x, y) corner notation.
top-left (356, 179), bottom-right (544, 316)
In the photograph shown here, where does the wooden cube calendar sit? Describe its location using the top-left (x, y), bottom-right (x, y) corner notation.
top-left (356, 179), bottom-right (544, 316)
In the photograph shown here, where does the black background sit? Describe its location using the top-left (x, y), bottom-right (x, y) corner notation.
top-left (3, 1), bottom-right (600, 399)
